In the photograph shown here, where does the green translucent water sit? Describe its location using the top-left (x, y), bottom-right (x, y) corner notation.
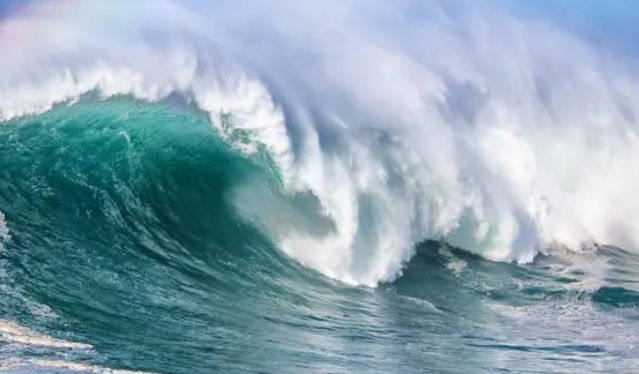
top-left (0, 98), bottom-right (638, 374)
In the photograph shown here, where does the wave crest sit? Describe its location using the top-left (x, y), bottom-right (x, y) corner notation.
top-left (2, 0), bottom-right (639, 285)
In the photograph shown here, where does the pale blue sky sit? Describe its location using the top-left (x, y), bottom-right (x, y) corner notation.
top-left (0, 0), bottom-right (637, 58)
top-left (511, 0), bottom-right (639, 56)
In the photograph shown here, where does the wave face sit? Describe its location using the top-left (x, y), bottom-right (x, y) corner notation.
top-left (3, 0), bottom-right (639, 286)
top-left (1, 1), bottom-right (639, 373)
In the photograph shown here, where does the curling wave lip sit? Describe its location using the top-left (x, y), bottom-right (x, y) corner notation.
top-left (1, 0), bottom-right (639, 288)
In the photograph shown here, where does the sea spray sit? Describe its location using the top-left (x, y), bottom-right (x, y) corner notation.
top-left (4, 1), bottom-right (639, 286)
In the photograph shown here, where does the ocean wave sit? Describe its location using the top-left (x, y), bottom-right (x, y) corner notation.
top-left (2, 0), bottom-right (639, 286)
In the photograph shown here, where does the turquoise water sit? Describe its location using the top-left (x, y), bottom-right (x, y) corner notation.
top-left (0, 98), bottom-right (638, 373)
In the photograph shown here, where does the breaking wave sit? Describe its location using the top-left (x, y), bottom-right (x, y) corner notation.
top-left (2, 0), bottom-right (639, 288)
top-left (3, 2), bottom-right (639, 373)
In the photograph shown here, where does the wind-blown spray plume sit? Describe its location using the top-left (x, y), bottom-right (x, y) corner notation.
top-left (2, 0), bottom-right (639, 286)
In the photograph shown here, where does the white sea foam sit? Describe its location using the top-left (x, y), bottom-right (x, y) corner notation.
top-left (0, 320), bottom-right (154, 373)
top-left (0, 319), bottom-right (157, 373)
top-left (0, 319), bottom-right (92, 350)
top-left (0, 211), bottom-right (8, 248)
top-left (0, 358), bottom-right (154, 374)
top-left (2, 0), bottom-right (639, 285)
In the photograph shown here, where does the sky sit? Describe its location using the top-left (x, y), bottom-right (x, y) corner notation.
top-left (512, 0), bottom-right (639, 57)
top-left (1, 0), bottom-right (638, 40)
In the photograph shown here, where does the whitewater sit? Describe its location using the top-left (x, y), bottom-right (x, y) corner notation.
top-left (1, 1), bottom-right (639, 373)
top-left (2, 0), bottom-right (639, 286)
